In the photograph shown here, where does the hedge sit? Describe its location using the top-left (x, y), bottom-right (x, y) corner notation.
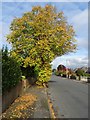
top-left (2, 47), bottom-right (22, 93)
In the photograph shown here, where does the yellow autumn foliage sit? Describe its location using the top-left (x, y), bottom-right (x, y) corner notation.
top-left (7, 5), bottom-right (77, 84)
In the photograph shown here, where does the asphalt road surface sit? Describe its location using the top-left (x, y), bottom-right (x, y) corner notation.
top-left (48, 75), bottom-right (88, 118)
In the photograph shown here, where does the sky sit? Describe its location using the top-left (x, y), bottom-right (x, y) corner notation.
top-left (1, 1), bottom-right (89, 69)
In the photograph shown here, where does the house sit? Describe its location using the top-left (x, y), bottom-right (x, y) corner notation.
top-left (57, 64), bottom-right (66, 71)
top-left (57, 64), bottom-right (76, 79)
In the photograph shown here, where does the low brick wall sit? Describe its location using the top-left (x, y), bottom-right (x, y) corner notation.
top-left (2, 79), bottom-right (30, 113)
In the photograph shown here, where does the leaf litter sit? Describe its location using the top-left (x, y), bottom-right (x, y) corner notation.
top-left (2, 93), bottom-right (37, 119)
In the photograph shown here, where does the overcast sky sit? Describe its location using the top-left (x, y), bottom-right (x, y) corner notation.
top-left (1, 1), bottom-right (89, 69)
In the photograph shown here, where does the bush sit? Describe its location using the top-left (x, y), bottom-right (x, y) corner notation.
top-left (62, 74), bottom-right (66, 77)
top-left (85, 73), bottom-right (90, 77)
top-left (55, 71), bottom-right (60, 76)
top-left (55, 71), bottom-right (66, 77)
top-left (70, 75), bottom-right (76, 79)
top-left (75, 69), bottom-right (85, 77)
top-left (58, 71), bottom-right (63, 76)
top-left (2, 46), bottom-right (22, 93)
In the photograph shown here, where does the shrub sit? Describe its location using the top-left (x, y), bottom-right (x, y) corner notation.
top-left (62, 73), bottom-right (66, 77)
top-left (58, 71), bottom-right (63, 76)
top-left (70, 75), bottom-right (76, 79)
top-left (55, 70), bottom-right (66, 77)
top-left (75, 69), bottom-right (85, 77)
top-left (55, 71), bottom-right (60, 76)
top-left (2, 46), bottom-right (22, 93)
top-left (85, 73), bottom-right (90, 77)
top-left (52, 69), bottom-right (56, 72)
top-left (75, 69), bottom-right (86, 80)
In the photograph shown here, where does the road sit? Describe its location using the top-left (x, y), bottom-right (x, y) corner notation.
top-left (48, 75), bottom-right (88, 118)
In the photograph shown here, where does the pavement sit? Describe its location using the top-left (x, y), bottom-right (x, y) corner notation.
top-left (1, 75), bottom-right (89, 119)
top-left (2, 86), bottom-right (50, 119)
top-left (48, 75), bottom-right (88, 118)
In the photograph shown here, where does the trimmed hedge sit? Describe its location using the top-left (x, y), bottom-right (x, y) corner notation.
top-left (2, 47), bottom-right (22, 93)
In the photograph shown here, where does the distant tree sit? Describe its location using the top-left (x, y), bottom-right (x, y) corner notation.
top-left (52, 69), bottom-right (56, 72)
top-left (7, 5), bottom-right (77, 85)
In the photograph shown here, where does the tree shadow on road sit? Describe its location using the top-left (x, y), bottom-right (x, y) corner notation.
top-left (48, 80), bottom-right (57, 83)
